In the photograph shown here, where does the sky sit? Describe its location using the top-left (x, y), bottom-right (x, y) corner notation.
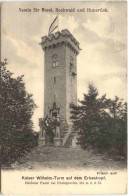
top-left (1, 1), bottom-right (127, 132)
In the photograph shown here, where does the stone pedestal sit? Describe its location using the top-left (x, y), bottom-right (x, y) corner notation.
top-left (38, 137), bottom-right (45, 147)
top-left (54, 137), bottom-right (62, 147)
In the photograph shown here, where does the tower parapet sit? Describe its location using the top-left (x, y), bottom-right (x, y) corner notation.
top-left (40, 29), bottom-right (80, 55)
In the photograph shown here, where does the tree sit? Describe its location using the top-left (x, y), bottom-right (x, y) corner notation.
top-left (107, 97), bottom-right (127, 156)
top-left (70, 84), bottom-right (108, 149)
top-left (1, 59), bottom-right (37, 165)
top-left (70, 84), bottom-right (127, 156)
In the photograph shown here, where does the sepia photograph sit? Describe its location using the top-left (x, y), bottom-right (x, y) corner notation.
top-left (1, 1), bottom-right (127, 195)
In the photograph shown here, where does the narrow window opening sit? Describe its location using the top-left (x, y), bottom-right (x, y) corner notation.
top-left (54, 77), bottom-right (56, 84)
top-left (70, 63), bottom-right (73, 71)
top-left (54, 94), bottom-right (56, 101)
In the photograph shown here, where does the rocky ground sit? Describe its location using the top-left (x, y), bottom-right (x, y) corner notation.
top-left (2, 146), bottom-right (126, 170)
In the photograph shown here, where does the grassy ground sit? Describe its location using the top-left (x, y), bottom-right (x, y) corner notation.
top-left (5, 146), bottom-right (127, 170)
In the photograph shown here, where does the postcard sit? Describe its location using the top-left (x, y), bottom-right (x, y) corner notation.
top-left (1, 1), bottom-right (127, 195)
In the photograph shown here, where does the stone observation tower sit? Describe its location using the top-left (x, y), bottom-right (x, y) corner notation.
top-left (38, 29), bottom-right (80, 147)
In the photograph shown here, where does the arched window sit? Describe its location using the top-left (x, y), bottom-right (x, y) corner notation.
top-left (52, 54), bottom-right (58, 67)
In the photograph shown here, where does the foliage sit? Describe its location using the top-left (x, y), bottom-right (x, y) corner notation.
top-left (70, 84), bottom-right (127, 157)
top-left (1, 59), bottom-right (38, 166)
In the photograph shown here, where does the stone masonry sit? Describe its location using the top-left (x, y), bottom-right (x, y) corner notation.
top-left (38, 29), bottom-right (80, 147)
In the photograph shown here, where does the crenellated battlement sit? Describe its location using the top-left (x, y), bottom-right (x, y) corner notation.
top-left (40, 29), bottom-right (81, 55)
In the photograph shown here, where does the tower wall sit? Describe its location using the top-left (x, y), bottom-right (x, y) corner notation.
top-left (66, 46), bottom-right (77, 124)
top-left (44, 43), bottom-right (67, 121)
top-left (40, 29), bottom-right (80, 125)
